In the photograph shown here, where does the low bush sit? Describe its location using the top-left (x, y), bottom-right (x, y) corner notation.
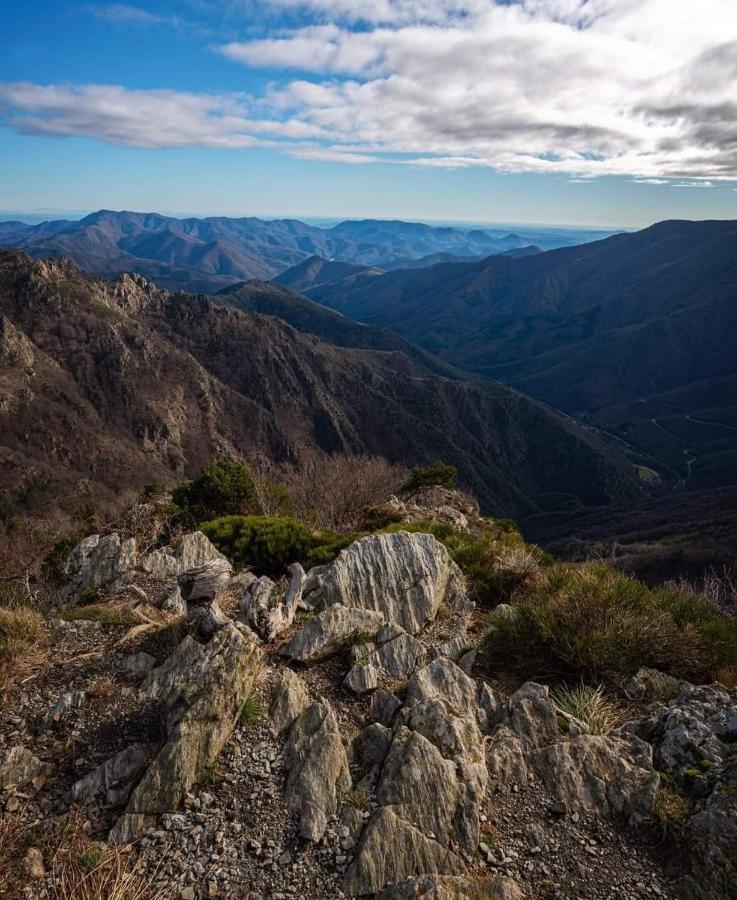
top-left (403, 461), bottom-right (457, 492)
top-left (200, 515), bottom-right (358, 577)
top-left (172, 458), bottom-right (258, 524)
top-left (483, 562), bottom-right (737, 684)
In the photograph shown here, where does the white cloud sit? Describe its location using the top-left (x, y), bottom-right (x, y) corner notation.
top-left (3, 0), bottom-right (737, 181)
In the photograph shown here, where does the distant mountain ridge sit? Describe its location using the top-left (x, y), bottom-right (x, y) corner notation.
top-left (0, 210), bottom-right (611, 293)
top-left (0, 248), bottom-right (642, 525)
top-left (295, 218), bottom-right (737, 491)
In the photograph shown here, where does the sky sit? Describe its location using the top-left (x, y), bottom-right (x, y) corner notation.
top-left (1, 0), bottom-right (737, 228)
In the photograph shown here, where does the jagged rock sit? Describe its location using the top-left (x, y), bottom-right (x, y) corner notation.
top-left (0, 747), bottom-right (47, 790)
top-left (141, 531), bottom-right (227, 579)
top-left (344, 807), bottom-right (465, 896)
top-left (110, 622), bottom-right (261, 843)
top-left (486, 726), bottom-right (529, 787)
top-left (354, 722), bottom-right (393, 782)
top-left (239, 563), bottom-right (305, 641)
top-left (72, 743), bottom-right (152, 806)
top-left (506, 682), bottom-right (560, 750)
top-left (61, 533), bottom-right (138, 601)
top-left (631, 683), bottom-right (737, 785)
top-left (531, 734), bottom-right (658, 825)
top-left (376, 874), bottom-right (524, 900)
top-left (142, 531), bottom-right (229, 612)
top-left (37, 690), bottom-right (85, 733)
top-left (389, 486), bottom-right (481, 533)
top-left (345, 662), bottom-right (381, 693)
top-left (121, 651), bottom-right (157, 681)
top-left (477, 682), bottom-right (504, 734)
top-left (346, 658), bottom-right (488, 895)
top-left (281, 604), bottom-right (385, 663)
top-left (270, 669), bottom-right (310, 735)
top-left (283, 699), bottom-right (351, 841)
top-left (624, 666), bottom-right (684, 701)
top-left (489, 603), bottom-right (518, 623)
top-left (367, 690), bottom-right (402, 727)
top-left (178, 558), bottom-right (232, 639)
top-left (302, 531), bottom-right (467, 634)
top-left (678, 776), bottom-right (737, 900)
top-left (345, 625), bottom-right (426, 694)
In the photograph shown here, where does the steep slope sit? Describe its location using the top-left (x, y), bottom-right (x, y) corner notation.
top-left (0, 211), bottom-right (612, 293)
top-left (307, 219), bottom-right (737, 487)
top-left (0, 250), bottom-right (641, 524)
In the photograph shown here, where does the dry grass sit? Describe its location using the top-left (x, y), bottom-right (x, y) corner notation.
top-left (651, 785), bottom-right (693, 835)
top-left (0, 808), bottom-right (163, 900)
top-left (551, 683), bottom-right (625, 734)
top-left (60, 603), bottom-right (139, 627)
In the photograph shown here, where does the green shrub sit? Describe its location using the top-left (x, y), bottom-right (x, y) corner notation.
top-left (173, 458), bottom-right (258, 524)
top-left (200, 515), bottom-right (358, 577)
top-left (483, 562), bottom-right (737, 684)
top-left (403, 461), bottom-right (458, 492)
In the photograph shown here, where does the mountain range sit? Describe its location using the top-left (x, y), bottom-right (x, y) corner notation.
top-left (278, 219), bottom-right (737, 493)
top-left (0, 249), bottom-right (641, 529)
top-left (0, 210), bottom-right (611, 293)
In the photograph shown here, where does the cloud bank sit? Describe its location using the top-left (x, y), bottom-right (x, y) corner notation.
top-left (2, 0), bottom-right (737, 180)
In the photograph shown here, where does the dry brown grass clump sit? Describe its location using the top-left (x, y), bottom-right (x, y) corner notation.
top-left (551, 683), bottom-right (625, 734)
top-left (0, 808), bottom-right (162, 900)
top-left (651, 785), bottom-right (693, 836)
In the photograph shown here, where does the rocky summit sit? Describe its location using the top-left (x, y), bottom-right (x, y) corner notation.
top-left (1, 486), bottom-right (735, 900)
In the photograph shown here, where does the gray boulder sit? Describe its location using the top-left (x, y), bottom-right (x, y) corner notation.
top-left (270, 668), bottom-right (310, 735)
top-left (110, 622), bottom-right (261, 843)
top-left (345, 625), bottom-right (426, 694)
top-left (61, 533), bottom-right (138, 601)
top-left (284, 699), bottom-right (351, 841)
top-left (303, 531), bottom-right (467, 634)
top-left (0, 747), bottom-right (47, 791)
top-left (72, 743), bottom-right (152, 806)
top-left (281, 604), bottom-right (385, 663)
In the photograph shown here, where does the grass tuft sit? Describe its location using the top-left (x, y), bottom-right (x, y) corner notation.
top-left (651, 785), bottom-right (693, 835)
top-left (239, 695), bottom-right (267, 726)
top-left (60, 604), bottom-right (138, 627)
top-left (551, 683), bottom-right (624, 734)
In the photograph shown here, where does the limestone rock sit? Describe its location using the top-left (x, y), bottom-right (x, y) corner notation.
top-left (121, 651), bottom-right (157, 681)
top-left (281, 604), bottom-right (385, 663)
top-left (110, 623), bottom-right (261, 843)
top-left (376, 874), bottom-right (525, 900)
top-left (283, 699), bottom-right (351, 841)
top-left (505, 682), bottom-right (559, 750)
top-left (345, 625), bottom-right (426, 694)
top-left (37, 690), bottom-right (85, 733)
top-left (344, 807), bottom-right (465, 897)
top-left (239, 563), bottom-right (305, 642)
top-left (178, 558), bottom-right (232, 639)
top-left (72, 743), bottom-right (152, 806)
top-left (367, 690), bottom-right (402, 728)
top-left (22, 848), bottom-right (46, 879)
top-left (142, 531), bottom-right (229, 613)
top-left (531, 734), bottom-right (658, 825)
top-left (61, 533), bottom-right (138, 600)
top-left (303, 531), bottom-right (466, 634)
top-left (270, 668), bottom-right (310, 735)
top-left (0, 747), bottom-right (47, 790)
top-left (486, 726), bottom-right (529, 787)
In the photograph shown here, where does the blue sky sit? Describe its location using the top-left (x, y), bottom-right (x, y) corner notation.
top-left (2, 1), bottom-right (736, 228)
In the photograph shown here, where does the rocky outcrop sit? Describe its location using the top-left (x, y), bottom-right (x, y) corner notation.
top-left (283, 698), bottom-right (351, 842)
top-left (178, 558), bottom-right (232, 639)
top-left (281, 605), bottom-right (385, 664)
top-left (270, 668), bottom-right (311, 735)
top-left (61, 533), bottom-right (138, 601)
top-left (344, 658), bottom-right (488, 896)
top-left (345, 623), bottom-right (426, 694)
top-left (240, 563), bottom-right (305, 642)
top-left (110, 622), bottom-right (261, 843)
top-left (72, 743), bottom-right (152, 806)
top-left (629, 684), bottom-right (737, 899)
top-left (302, 532), bottom-right (468, 634)
top-left (142, 531), bottom-right (228, 612)
top-left (486, 682), bottom-right (659, 826)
